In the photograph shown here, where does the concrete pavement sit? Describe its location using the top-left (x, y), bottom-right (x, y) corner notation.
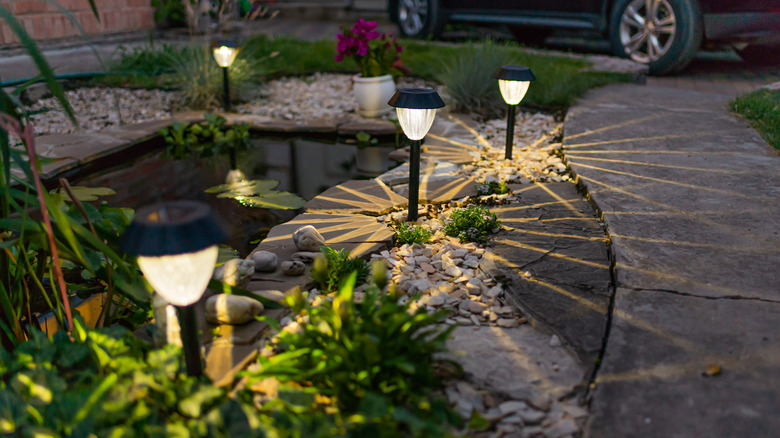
top-left (564, 83), bottom-right (780, 437)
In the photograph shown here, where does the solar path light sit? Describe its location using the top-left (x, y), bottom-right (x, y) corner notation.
top-left (120, 201), bottom-right (227, 377)
top-left (212, 40), bottom-right (240, 112)
top-left (494, 65), bottom-right (535, 160)
top-left (388, 88), bottom-right (445, 222)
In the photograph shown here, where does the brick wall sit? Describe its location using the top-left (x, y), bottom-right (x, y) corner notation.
top-left (0, 0), bottom-right (155, 45)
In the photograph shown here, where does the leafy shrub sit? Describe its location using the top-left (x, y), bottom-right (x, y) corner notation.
top-left (434, 40), bottom-right (513, 118)
top-left (312, 247), bottom-right (370, 293)
top-left (151, 0), bottom-right (187, 27)
top-left (475, 180), bottom-right (509, 196)
top-left (443, 205), bottom-right (501, 244)
top-left (245, 270), bottom-right (461, 436)
top-left (395, 222), bottom-right (433, 246)
top-left (0, 318), bottom-right (263, 436)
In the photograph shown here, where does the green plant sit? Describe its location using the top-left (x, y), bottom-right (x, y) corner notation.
top-left (0, 317), bottom-right (269, 436)
top-left (475, 180), bottom-right (509, 196)
top-left (244, 269), bottom-right (461, 436)
top-left (395, 222), bottom-right (433, 246)
top-left (205, 179), bottom-right (306, 210)
top-left (443, 205), bottom-right (501, 244)
top-left (433, 39), bottom-right (511, 117)
top-left (731, 88), bottom-right (780, 150)
top-left (311, 247), bottom-right (370, 293)
top-left (159, 113), bottom-right (250, 159)
top-left (163, 44), bottom-right (270, 109)
top-left (151, 0), bottom-right (187, 26)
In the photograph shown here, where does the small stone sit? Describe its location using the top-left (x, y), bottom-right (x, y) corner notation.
top-left (428, 294), bottom-right (446, 307)
top-left (498, 400), bottom-right (528, 415)
top-left (562, 404), bottom-right (589, 420)
top-left (501, 415), bottom-right (524, 425)
top-left (468, 301), bottom-right (488, 314)
top-left (419, 262), bottom-right (436, 273)
top-left (458, 300), bottom-right (472, 312)
top-left (205, 294), bottom-right (264, 325)
top-left (281, 260), bottom-right (305, 276)
top-left (212, 258), bottom-right (255, 287)
top-left (470, 315), bottom-right (481, 326)
top-left (455, 317), bottom-right (473, 326)
top-left (497, 318), bottom-right (519, 328)
top-left (550, 335), bottom-right (562, 347)
top-left (444, 266), bottom-right (462, 277)
top-left (251, 251), bottom-right (278, 273)
top-left (292, 225), bottom-right (326, 252)
top-left (465, 282), bottom-right (482, 296)
top-left (290, 251), bottom-right (322, 263)
top-left (517, 408), bottom-right (547, 425)
top-left (486, 285), bottom-right (503, 298)
top-left (546, 418), bottom-right (580, 438)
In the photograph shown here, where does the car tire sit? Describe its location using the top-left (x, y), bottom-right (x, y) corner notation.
top-left (392, 0), bottom-right (442, 38)
top-left (736, 44), bottom-right (780, 66)
top-left (609, 0), bottom-right (702, 75)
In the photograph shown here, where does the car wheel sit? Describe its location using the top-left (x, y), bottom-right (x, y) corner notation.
top-left (393, 0), bottom-right (442, 38)
top-left (736, 44), bottom-right (780, 66)
top-left (609, 0), bottom-right (702, 75)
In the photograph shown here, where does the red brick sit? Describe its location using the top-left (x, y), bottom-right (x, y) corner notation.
top-left (15, 0), bottom-right (55, 15)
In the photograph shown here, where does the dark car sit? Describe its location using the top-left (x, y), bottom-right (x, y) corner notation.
top-left (385, 0), bottom-right (780, 74)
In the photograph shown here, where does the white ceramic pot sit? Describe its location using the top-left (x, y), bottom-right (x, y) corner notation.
top-left (352, 74), bottom-right (396, 118)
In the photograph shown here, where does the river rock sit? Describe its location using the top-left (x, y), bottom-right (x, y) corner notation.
top-left (291, 251), bottom-right (322, 263)
top-left (281, 260), bottom-right (306, 276)
top-left (205, 294), bottom-right (264, 325)
top-left (251, 251), bottom-right (278, 273)
top-left (292, 225), bottom-right (326, 252)
top-left (212, 258), bottom-right (255, 288)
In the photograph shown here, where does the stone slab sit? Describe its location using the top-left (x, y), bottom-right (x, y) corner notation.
top-left (446, 325), bottom-right (586, 404)
top-left (35, 133), bottom-right (127, 178)
top-left (588, 288), bottom-right (780, 438)
top-left (484, 182), bottom-right (612, 366)
top-left (304, 179), bottom-right (407, 216)
top-left (565, 83), bottom-right (780, 301)
top-left (102, 119), bottom-right (173, 142)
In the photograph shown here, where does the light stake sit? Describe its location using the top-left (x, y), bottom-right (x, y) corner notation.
top-left (388, 88), bottom-right (445, 222)
top-left (494, 65), bottom-right (535, 160)
top-left (120, 201), bottom-right (227, 377)
top-left (212, 40), bottom-right (239, 112)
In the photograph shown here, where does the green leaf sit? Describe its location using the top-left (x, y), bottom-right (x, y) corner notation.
top-left (232, 192), bottom-right (307, 210)
top-left (205, 179), bottom-right (279, 196)
top-left (54, 186), bottom-right (116, 202)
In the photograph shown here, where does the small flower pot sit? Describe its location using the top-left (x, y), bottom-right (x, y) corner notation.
top-left (352, 74), bottom-right (396, 118)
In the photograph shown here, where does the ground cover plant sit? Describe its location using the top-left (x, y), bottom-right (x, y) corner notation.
top-left (731, 88), bottom-right (780, 150)
top-left (475, 180), bottom-right (509, 196)
top-left (395, 222), bottom-right (433, 246)
top-left (443, 205), bottom-right (501, 244)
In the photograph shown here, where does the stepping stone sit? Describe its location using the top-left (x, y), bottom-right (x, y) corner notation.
top-left (421, 175), bottom-right (478, 204)
top-left (36, 133), bottom-right (126, 179)
top-left (483, 182), bottom-right (612, 366)
top-left (304, 179), bottom-right (407, 216)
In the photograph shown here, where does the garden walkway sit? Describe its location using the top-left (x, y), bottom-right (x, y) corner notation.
top-left (565, 83), bottom-right (780, 437)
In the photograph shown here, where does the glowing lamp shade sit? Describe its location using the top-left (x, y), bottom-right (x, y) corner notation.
top-left (494, 65), bottom-right (536, 105)
top-left (388, 88), bottom-right (445, 140)
top-left (212, 40), bottom-right (239, 67)
top-left (120, 201), bottom-right (227, 306)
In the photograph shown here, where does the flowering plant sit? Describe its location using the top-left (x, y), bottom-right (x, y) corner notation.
top-left (335, 18), bottom-right (408, 77)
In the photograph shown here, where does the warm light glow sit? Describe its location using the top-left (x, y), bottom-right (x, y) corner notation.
top-left (213, 46), bottom-right (239, 67)
top-left (137, 245), bottom-right (218, 306)
top-left (396, 107), bottom-right (437, 140)
top-left (498, 79), bottom-right (530, 105)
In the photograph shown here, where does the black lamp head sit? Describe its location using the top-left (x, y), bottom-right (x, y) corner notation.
top-left (494, 65), bottom-right (536, 82)
top-left (388, 88), bottom-right (445, 109)
top-left (120, 200), bottom-right (228, 256)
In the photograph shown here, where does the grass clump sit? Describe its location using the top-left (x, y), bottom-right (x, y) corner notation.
top-left (443, 205), bottom-right (501, 244)
top-left (312, 246), bottom-right (370, 293)
top-left (395, 222), bottom-right (433, 246)
top-left (475, 180), bottom-right (509, 196)
top-left (246, 267), bottom-right (461, 436)
top-left (731, 88), bottom-right (780, 150)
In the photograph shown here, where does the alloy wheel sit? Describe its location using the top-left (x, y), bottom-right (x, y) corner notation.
top-left (398, 0), bottom-right (428, 36)
top-left (619, 0), bottom-right (677, 63)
